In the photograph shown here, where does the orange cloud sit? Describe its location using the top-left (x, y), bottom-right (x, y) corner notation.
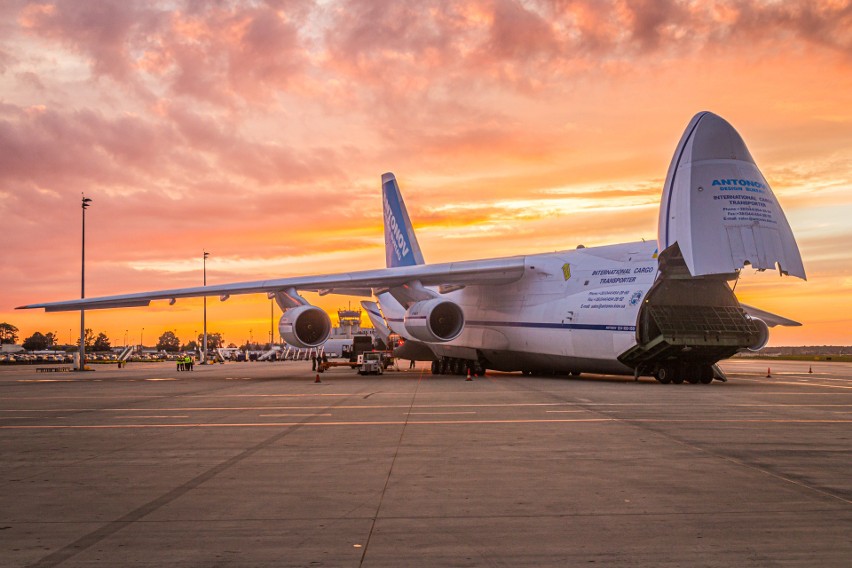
top-left (1, 1), bottom-right (850, 346)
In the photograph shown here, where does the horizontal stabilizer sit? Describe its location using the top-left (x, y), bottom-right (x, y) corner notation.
top-left (740, 303), bottom-right (801, 327)
top-left (361, 300), bottom-right (391, 345)
top-left (659, 112), bottom-right (806, 280)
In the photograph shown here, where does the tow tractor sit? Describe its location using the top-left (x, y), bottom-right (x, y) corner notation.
top-left (356, 351), bottom-right (394, 375)
top-left (316, 350), bottom-right (395, 374)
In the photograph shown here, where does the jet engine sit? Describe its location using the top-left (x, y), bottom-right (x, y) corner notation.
top-left (278, 305), bottom-right (331, 348)
top-left (746, 316), bottom-right (770, 352)
top-left (403, 298), bottom-right (464, 343)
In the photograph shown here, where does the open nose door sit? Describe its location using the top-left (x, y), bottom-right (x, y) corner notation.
top-left (658, 112), bottom-right (806, 280)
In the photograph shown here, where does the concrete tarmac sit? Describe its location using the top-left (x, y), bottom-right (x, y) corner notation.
top-left (1, 359), bottom-right (850, 567)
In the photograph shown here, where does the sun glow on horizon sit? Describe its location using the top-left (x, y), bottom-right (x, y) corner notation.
top-left (2, 1), bottom-right (851, 346)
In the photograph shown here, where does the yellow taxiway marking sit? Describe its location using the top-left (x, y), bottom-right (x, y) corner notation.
top-left (259, 413), bottom-right (333, 417)
top-left (3, 402), bottom-right (852, 414)
top-left (112, 415), bottom-right (189, 419)
top-left (736, 377), bottom-right (852, 390)
top-left (408, 412), bottom-right (477, 415)
top-left (2, 418), bottom-right (851, 430)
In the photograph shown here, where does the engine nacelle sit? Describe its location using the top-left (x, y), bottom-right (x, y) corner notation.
top-left (278, 305), bottom-right (331, 348)
top-left (746, 316), bottom-right (770, 352)
top-left (403, 298), bottom-right (464, 343)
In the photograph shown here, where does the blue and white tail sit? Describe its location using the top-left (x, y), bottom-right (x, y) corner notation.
top-left (382, 173), bottom-right (425, 268)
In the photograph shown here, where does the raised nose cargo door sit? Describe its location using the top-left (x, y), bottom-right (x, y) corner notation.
top-left (658, 111), bottom-right (806, 280)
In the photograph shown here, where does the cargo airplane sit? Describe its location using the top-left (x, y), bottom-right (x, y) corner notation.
top-left (19, 112), bottom-right (806, 384)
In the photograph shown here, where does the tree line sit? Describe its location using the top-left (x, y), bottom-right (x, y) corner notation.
top-left (1, 323), bottom-right (225, 352)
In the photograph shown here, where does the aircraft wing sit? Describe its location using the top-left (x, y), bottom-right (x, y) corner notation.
top-left (17, 256), bottom-right (527, 312)
top-left (740, 303), bottom-right (801, 327)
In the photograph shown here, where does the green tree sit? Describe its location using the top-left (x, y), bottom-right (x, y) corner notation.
top-left (181, 340), bottom-right (198, 352)
top-left (0, 322), bottom-right (19, 344)
top-left (197, 332), bottom-right (223, 350)
top-left (23, 332), bottom-right (49, 351)
top-left (77, 328), bottom-right (95, 349)
top-left (93, 333), bottom-right (111, 352)
top-left (44, 332), bottom-right (57, 348)
top-left (157, 331), bottom-right (181, 352)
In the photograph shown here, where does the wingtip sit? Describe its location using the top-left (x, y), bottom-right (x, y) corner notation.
top-left (381, 172), bottom-right (396, 184)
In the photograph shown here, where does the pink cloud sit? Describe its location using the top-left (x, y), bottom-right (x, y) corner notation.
top-left (2, 1), bottom-right (850, 345)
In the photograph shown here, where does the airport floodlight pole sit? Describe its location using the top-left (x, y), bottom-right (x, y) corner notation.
top-left (203, 251), bottom-right (209, 363)
top-left (79, 195), bottom-right (92, 371)
top-left (140, 328), bottom-right (144, 351)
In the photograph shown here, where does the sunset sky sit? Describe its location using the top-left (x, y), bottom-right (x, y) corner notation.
top-left (2, 0), bottom-right (850, 348)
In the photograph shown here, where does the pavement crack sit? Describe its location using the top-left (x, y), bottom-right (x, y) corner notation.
top-left (358, 370), bottom-right (424, 566)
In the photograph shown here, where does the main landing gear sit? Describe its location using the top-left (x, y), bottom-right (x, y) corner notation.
top-left (654, 363), bottom-right (715, 385)
top-left (431, 357), bottom-right (485, 376)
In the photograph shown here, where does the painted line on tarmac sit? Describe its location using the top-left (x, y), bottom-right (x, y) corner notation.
top-left (258, 413), bottom-right (333, 417)
top-left (2, 418), bottom-right (851, 430)
top-left (3, 403), bottom-right (852, 414)
top-left (408, 411), bottom-right (477, 415)
top-left (0, 402), bottom-right (586, 412)
top-left (112, 415), bottom-right (190, 419)
top-left (737, 377), bottom-right (852, 390)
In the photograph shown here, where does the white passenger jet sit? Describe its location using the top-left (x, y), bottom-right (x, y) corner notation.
top-left (19, 112), bottom-right (806, 384)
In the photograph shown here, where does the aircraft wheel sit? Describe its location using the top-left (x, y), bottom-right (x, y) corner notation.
top-left (656, 366), bottom-right (673, 384)
top-left (431, 360), bottom-right (440, 375)
top-left (686, 372), bottom-right (700, 384)
top-left (671, 372), bottom-right (685, 384)
top-left (521, 370), bottom-right (533, 376)
top-left (699, 365), bottom-right (714, 384)
top-left (570, 371), bottom-right (581, 376)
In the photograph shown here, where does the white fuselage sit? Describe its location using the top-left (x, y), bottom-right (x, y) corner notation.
top-left (380, 240), bottom-right (659, 374)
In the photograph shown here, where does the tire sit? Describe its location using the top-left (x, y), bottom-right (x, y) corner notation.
top-left (431, 360), bottom-right (440, 375)
top-left (699, 365), bottom-right (714, 384)
top-left (656, 366), bottom-right (673, 384)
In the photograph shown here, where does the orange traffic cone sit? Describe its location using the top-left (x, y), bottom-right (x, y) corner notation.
top-left (315, 373), bottom-right (321, 383)
top-left (466, 369), bottom-right (472, 381)
top-left (766, 367), bottom-right (772, 378)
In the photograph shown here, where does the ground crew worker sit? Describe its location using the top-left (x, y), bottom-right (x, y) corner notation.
top-left (186, 355), bottom-right (193, 371)
top-left (177, 356), bottom-right (184, 372)
top-left (311, 353), bottom-right (317, 371)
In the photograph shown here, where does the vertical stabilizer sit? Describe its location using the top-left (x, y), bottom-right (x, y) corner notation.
top-left (382, 173), bottom-right (425, 268)
top-left (658, 112), bottom-right (806, 280)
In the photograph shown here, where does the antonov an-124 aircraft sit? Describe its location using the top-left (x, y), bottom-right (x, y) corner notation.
top-left (19, 112), bottom-right (806, 384)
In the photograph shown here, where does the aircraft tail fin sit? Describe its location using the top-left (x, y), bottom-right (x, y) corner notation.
top-left (382, 173), bottom-right (425, 268)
